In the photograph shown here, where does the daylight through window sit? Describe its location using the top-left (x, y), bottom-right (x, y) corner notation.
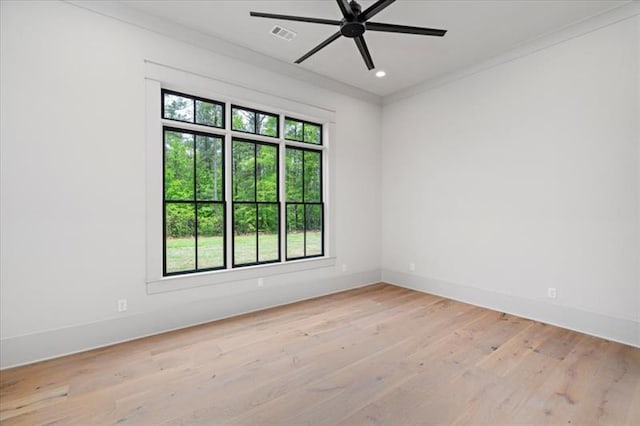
top-left (162, 89), bottom-right (325, 276)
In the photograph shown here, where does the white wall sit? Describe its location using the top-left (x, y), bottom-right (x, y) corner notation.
top-left (0, 1), bottom-right (382, 368)
top-left (382, 13), bottom-right (640, 346)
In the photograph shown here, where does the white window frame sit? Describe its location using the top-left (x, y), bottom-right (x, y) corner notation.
top-left (145, 62), bottom-right (336, 294)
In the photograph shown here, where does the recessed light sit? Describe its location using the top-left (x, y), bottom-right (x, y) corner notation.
top-left (375, 70), bottom-right (386, 78)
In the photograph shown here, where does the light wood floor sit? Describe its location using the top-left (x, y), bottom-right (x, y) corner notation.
top-left (1, 283), bottom-right (639, 425)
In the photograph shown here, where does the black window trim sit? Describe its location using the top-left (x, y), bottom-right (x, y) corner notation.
top-left (162, 88), bottom-right (226, 129)
top-left (231, 136), bottom-right (282, 267)
top-left (284, 116), bottom-right (323, 145)
top-left (231, 104), bottom-right (280, 138)
top-left (285, 144), bottom-right (324, 261)
top-left (285, 203), bottom-right (324, 261)
top-left (163, 126), bottom-right (227, 276)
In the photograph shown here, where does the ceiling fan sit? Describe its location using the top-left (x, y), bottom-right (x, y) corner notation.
top-left (249, 0), bottom-right (447, 71)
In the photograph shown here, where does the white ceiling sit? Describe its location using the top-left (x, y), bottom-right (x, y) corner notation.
top-left (122, 0), bottom-right (629, 97)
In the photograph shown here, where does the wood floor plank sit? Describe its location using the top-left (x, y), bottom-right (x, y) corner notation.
top-left (1, 283), bottom-right (638, 425)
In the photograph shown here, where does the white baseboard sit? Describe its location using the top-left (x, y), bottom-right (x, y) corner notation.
top-left (382, 269), bottom-right (639, 349)
top-left (4, 268), bottom-right (635, 370)
top-left (0, 269), bottom-right (381, 370)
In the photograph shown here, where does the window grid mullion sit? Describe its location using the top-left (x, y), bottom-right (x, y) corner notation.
top-left (279, 115), bottom-right (286, 262)
top-left (193, 134), bottom-right (198, 270)
top-left (225, 103), bottom-right (233, 268)
top-left (302, 150), bottom-right (307, 257)
top-left (162, 126), bottom-right (167, 276)
top-left (254, 143), bottom-right (258, 264)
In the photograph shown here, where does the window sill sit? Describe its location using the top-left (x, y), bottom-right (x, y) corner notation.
top-left (146, 256), bottom-right (337, 294)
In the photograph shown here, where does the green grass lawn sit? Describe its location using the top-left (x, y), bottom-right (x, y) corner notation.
top-left (166, 231), bottom-right (321, 273)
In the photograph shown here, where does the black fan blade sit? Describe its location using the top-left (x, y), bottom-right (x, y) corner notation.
top-left (366, 22), bottom-right (447, 37)
top-left (249, 11), bottom-right (341, 26)
top-left (336, 0), bottom-right (354, 19)
top-left (360, 0), bottom-right (395, 21)
top-left (354, 35), bottom-right (374, 70)
top-left (295, 31), bottom-right (342, 64)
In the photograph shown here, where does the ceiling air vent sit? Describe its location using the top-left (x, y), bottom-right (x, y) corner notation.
top-left (270, 25), bottom-right (297, 41)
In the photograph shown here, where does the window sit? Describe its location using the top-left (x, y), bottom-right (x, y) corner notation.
top-left (232, 139), bottom-right (280, 266)
top-left (161, 89), bottom-right (326, 277)
top-left (285, 117), bottom-right (322, 145)
top-left (163, 127), bottom-right (225, 275)
top-left (163, 89), bottom-right (224, 128)
top-left (286, 147), bottom-right (323, 259)
top-left (232, 106), bottom-right (279, 138)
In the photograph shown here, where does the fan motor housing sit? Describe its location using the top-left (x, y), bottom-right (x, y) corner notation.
top-left (340, 21), bottom-right (365, 38)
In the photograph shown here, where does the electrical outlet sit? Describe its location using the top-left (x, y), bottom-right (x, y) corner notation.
top-left (547, 288), bottom-right (557, 299)
top-left (409, 263), bottom-right (416, 272)
top-left (257, 278), bottom-right (264, 287)
top-left (342, 264), bottom-right (348, 273)
top-left (117, 299), bottom-right (127, 312)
